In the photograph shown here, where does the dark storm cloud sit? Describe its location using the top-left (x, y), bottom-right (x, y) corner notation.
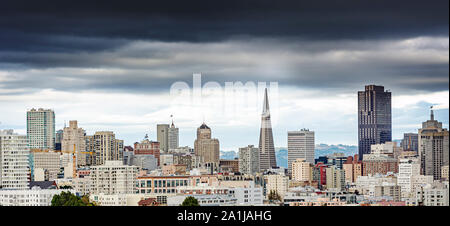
top-left (0, 0), bottom-right (448, 95)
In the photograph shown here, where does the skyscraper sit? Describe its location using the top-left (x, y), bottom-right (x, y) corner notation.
top-left (0, 129), bottom-right (30, 189)
top-left (418, 107), bottom-right (449, 180)
top-left (358, 85), bottom-right (392, 160)
top-left (93, 131), bottom-right (120, 165)
top-left (62, 120), bottom-right (86, 166)
top-left (287, 129), bottom-right (315, 176)
top-left (157, 124), bottom-right (169, 153)
top-left (27, 108), bottom-right (55, 150)
top-left (168, 121), bottom-right (179, 151)
top-left (194, 123), bottom-right (220, 165)
top-left (258, 88), bottom-right (277, 171)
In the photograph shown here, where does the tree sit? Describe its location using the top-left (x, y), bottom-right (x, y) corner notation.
top-left (267, 190), bottom-right (281, 202)
top-left (180, 196), bottom-right (200, 206)
top-left (51, 191), bottom-right (95, 206)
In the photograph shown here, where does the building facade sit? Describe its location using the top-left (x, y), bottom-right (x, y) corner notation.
top-left (194, 123), bottom-right (220, 165)
top-left (26, 108), bottom-right (55, 150)
top-left (157, 124), bottom-right (169, 153)
top-left (90, 160), bottom-right (139, 195)
top-left (238, 145), bottom-right (260, 175)
top-left (62, 120), bottom-right (87, 166)
top-left (358, 85), bottom-right (392, 160)
top-left (288, 129), bottom-right (315, 176)
top-left (0, 130), bottom-right (30, 189)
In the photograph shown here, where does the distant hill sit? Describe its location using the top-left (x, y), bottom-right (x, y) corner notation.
top-left (220, 144), bottom-right (358, 168)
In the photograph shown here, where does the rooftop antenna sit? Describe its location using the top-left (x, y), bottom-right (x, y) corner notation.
top-left (170, 114), bottom-right (174, 127)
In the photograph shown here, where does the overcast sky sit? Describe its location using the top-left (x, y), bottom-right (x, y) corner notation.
top-left (0, 0), bottom-right (448, 151)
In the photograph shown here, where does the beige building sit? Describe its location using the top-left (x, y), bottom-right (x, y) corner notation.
top-left (238, 145), bottom-right (259, 175)
top-left (418, 108), bottom-right (449, 180)
top-left (93, 131), bottom-right (122, 165)
top-left (375, 185), bottom-right (402, 201)
top-left (157, 124), bottom-right (169, 153)
top-left (442, 165), bottom-right (449, 180)
top-left (62, 120), bottom-right (87, 166)
top-left (326, 166), bottom-right (345, 191)
top-left (265, 174), bottom-right (289, 200)
top-left (291, 158), bottom-right (312, 182)
top-left (32, 150), bottom-right (61, 181)
top-left (194, 123), bottom-right (220, 165)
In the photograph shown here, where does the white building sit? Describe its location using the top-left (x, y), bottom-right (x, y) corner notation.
top-left (355, 174), bottom-right (397, 197)
top-left (26, 108), bottom-right (55, 150)
top-left (228, 181), bottom-right (263, 205)
top-left (415, 184), bottom-right (449, 206)
top-left (287, 129), bottom-right (314, 176)
top-left (238, 145), bottom-right (260, 175)
top-left (398, 157), bottom-right (421, 197)
top-left (0, 129), bottom-right (30, 189)
top-left (0, 187), bottom-right (75, 206)
top-left (90, 160), bottom-right (139, 194)
top-left (167, 194), bottom-right (237, 206)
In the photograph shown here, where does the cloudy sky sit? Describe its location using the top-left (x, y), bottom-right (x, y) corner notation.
top-left (0, 0), bottom-right (448, 151)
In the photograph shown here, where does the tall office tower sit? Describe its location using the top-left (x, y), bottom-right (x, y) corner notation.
top-left (62, 121), bottom-right (87, 166)
top-left (93, 131), bottom-right (118, 165)
top-left (194, 123), bottom-right (220, 164)
top-left (401, 133), bottom-right (419, 153)
top-left (258, 88), bottom-right (277, 171)
top-left (157, 124), bottom-right (169, 153)
top-left (287, 129), bottom-right (315, 176)
top-left (168, 121), bottom-right (179, 151)
top-left (55, 129), bottom-right (63, 151)
top-left (27, 108), bottom-right (56, 150)
top-left (418, 107), bottom-right (449, 180)
top-left (358, 85), bottom-right (392, 160)
top-left (239, 145), bottom-right (260, 175)
top-left (0, 130), bottom-right (30, 189)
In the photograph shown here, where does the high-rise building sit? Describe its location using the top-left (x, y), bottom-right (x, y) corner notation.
top-left (258, 88), bottom-right (277, 171)
top-left (238, 145), bottom-right (260, 175)
top-left (291, 158), bottom-right (312, 182)
top-left (194, 123), bottom-right (220, 165)
top-left (401, 133), bottom-right (419, 153)
top-left (157, 124), bottom-right (169, 153)
top-left (0, 129), bottom-right (30, 189)
top-left (62, 120), bottom-right (87, 166)
top-left (326, 165), bottom-right (345, 191)
top-left (288, 129), bottom-right (315, 176)
top-left (398, 157), bottom-right (421, 197)
top-left (358, 85), bottom-right (392, 160)
top-left (93, 131), bottom-right (120, 165)
top-left (26, 108), bottom-right (55, 150)
top-left (418, 107), bottom-right (449, 180)
top-left (168, 121), bottom-right (179, 151)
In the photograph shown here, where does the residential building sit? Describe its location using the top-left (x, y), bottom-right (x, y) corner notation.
top-left (0, 187), bottom-right (75, 206)
top-left (31, 150), bottom-right (61, 181)
top-left (265, 174), bottom-right (289, 200)
top-left (326, 166), bottom-right (345, 191)
top-left (26, 108), bottom-right (55, 150)
top-left (90, 160), bottom-right (139, 195)
top-left (291, 158), bottom-right (312, 182)
top-left (93, 131), bottom-right (121, 165)
top-left (0, 129), bottom-right (30, 189)
top-left (398, 157), bottom-right (421, 197)
top-left (238, 145), bottom-right (259, 175)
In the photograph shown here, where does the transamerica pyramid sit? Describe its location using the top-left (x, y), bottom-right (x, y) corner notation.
top-left (258, 88), bottom-right (277, 171)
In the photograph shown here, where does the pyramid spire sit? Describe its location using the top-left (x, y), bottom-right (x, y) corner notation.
top-left (262, 88), bottom-right (270, 116)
